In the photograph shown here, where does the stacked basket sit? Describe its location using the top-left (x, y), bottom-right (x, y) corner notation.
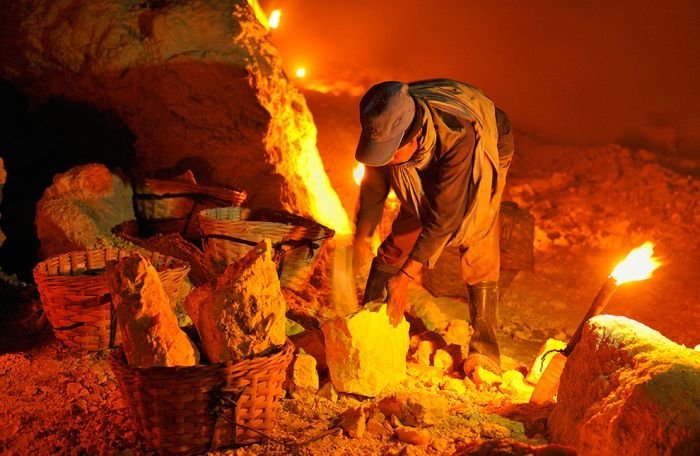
top-left (109, 341), bottom-right (293, 453)
top-left (33, 248), bottom-right (189, 351)
top-left (133, 177), bottom-right (247, 241)
top-left (198, 207), bottom-right (335, 292)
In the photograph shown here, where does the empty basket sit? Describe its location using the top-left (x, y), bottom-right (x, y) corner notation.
top-left (133, 177), bottom-right (247, 241)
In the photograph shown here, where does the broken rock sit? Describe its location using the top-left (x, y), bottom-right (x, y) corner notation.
top-left (289, 352), bottom-right (319, 394)
top-left (548, 315), bottom-right (700, 455)
top-left (106, 253), bottom-right (198, 367)
top-left (395, 426), bottom-right (430, 446)
top-left (339, 406), bottom-right (366, 438)
top-left (316, 382), bottom-right (338, 403)
top-left (322, 304), bottom-right (409, 397)
top-left (36, 164), bottom-right (134, 258)
top-left (525, 338), bottom-right (567, 385)
top-left (185, 239), bottom-right (286, 363)
top-left (377, 392), bottom-right (448, 428)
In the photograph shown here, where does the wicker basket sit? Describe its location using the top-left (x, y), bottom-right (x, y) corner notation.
top-left (198, 207), bottom-right (335, 292)
top-left (133, 177), bottom-right (247, 241)
top-left (33, 248), bottom-right (190, 351)
top-left (109, 341), bottom-right (293, 454)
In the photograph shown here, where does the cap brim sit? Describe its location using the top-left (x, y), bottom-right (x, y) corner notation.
top-left (355, 133), bottom-right (404, 167)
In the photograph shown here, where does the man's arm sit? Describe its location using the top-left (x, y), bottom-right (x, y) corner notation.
top-left (355, 165), bottom-right (390, 240)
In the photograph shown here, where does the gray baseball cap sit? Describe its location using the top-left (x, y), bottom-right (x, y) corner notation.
top-left (355, 81), bottom-right (416, 166)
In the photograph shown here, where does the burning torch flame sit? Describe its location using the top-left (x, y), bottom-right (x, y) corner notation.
top-left (295, 67), bottom-right (306, 78)
top-left (268, 9), bottom-right (281, 29)
top-left (353, 163), bottom-right (365, 185)
top-left (610, 242), bottom-right (661, 285)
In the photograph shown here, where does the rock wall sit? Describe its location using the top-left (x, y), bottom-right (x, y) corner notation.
top-left (548, 315), bottom-right (700, 455)
top-left (0, 0), bottom-right (350, 234)
top-left (0, 157), bottom-right (5, 247)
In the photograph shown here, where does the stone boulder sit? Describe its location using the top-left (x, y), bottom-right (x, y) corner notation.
top-left (106, 253), bottom-right (199, 367)
top-left (35, 164), bottom-right (134, 258)
top-left (548, 315), bottom-right (700, 455)
top-left (184, 239), bottom-right (286, 363)
top-left (0, 0), bottom-right (349, 234)
top-left (322, 304), bottom-right (410, 397)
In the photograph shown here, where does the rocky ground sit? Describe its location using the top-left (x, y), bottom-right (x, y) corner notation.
top-left (0, 90), bottom-right (698, 455)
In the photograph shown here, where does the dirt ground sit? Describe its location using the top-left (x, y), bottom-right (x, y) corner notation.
top-left (0, 90), bottom-right (697, 455)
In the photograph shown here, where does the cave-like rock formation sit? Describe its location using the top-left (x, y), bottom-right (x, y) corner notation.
top-left (0, 0), bottom-right (350, 249)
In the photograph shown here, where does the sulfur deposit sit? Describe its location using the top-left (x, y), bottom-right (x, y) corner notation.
top-left (106, 253), bottom-right (198, 367)
top-left (322, 304), bottom-right (410, 397)
top-left (548, 315), bottom-right (700, 455)
top-left (35, 164), bottom-right (133, 258)
top-left (185, 239), bottom-right (286, 363)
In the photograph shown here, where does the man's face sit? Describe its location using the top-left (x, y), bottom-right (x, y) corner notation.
top-left (389, 133), bottom-right (420, 165)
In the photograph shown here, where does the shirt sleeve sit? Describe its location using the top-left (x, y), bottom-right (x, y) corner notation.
top-left (409, 127), bottom-right (476, 264)
top-left (355, 165), bottom-right (390, 237)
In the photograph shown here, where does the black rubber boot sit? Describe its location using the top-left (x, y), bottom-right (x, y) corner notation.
top-left (465, 281), bottom-right (501, 373)
top-left (361, 258), bottom-right (400, 305)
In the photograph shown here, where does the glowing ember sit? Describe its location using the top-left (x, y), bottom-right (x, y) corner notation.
top-left (610, 242), bottom-right (661, 285)
top-left (295, 67), bottom-right (307, 78)
top-left (268, 9), bottom-right (281, 29)
top-left (353, 163), bottom-right (365, 185)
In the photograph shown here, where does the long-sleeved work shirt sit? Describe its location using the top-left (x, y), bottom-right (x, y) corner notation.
top-left (357, 102), bottom-right (477, 265)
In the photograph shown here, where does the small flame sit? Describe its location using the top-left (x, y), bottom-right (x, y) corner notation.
top-left (353, 163), bottom-right (365, 185)
top-left (295, 67), bottom-right (306, 78)
top-left (610, 242), bottom-right (661, 285)
top-left (268, 9), bottom-right (281, 29)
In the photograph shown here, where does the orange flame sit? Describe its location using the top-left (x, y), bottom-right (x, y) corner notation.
top-left (268, 9), bottom-right (281, 29)
top-left (353, 163), bottom-right (365, 185)
top-left (610, 242), bottom-right (661, 285)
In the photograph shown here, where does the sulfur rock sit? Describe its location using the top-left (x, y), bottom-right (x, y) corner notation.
top-left (185, 239), bottom-right (286, 363)
top-left (106, 253), bottom-right (198, 367)
top-left (322, 304), bottom-right (409, 397)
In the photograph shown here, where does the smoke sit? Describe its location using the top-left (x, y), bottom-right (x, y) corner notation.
top-left (264, 0), bottom-right (700, 155)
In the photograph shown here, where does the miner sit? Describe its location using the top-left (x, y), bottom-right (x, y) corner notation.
top-left (353, 79), bottom-right (514, 376)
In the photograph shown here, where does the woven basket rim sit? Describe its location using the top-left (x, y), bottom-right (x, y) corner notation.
top-left (134, 177), bottom-right (247, 197)
top-left (32, 247), bottom-right (190, 279)
top-left (198, 207), bottom-right (335, 238)
top-left (108, 339), bottom-right (294, 373)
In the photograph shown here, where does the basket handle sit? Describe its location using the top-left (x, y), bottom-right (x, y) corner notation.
top-left (210, 389), bottom-right (243, 448)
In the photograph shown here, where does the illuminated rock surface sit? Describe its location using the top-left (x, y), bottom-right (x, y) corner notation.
top-left (290, 352), bottom-right (319, 394)
top-left (548, 315), bottom-right (700, 455)
top-left (322, 304), bottom-right (409, 397)
top-left (377, 392), bottom-right (448, 428)
top-left (106, 253), bottom-right (198, 367)
top-left (0, 0), bottom-right (349, 233)
top-left (35, 164), bottom-right (133, 258)
top-left (185, 239), bottom-right (286, 363)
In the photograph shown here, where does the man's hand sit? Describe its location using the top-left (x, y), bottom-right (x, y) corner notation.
top-left (386, 272), bottom-right (410, 327)
top-left (385, 258), bottom-right (423, 326)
